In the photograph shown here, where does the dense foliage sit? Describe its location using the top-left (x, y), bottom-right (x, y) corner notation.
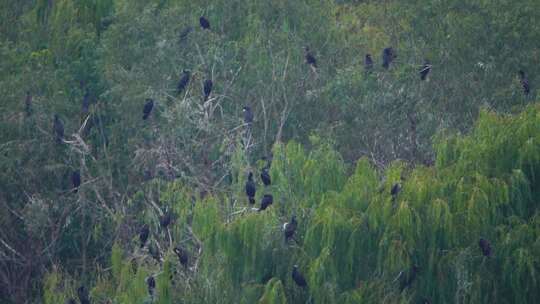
top-left (0, 0), bottom-right (539, 303)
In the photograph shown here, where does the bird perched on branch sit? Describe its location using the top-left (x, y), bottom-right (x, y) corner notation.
top-left (245, 172), bottom-right (256, 205)
top-left (71, 170), bottom-right (81, 193)
top-left (292, 265), bottom-right (308, 288)
top-left (259, 194), bottom-right (273, 211)
top-left (242, 106), bottom-right (253, 125)
top-left (176, 70), bottom-right (190, 95)
top-left (139, 224), bottom-right (149, 248)
top-left (304, 46), bottom-right (317, 74)
top-left (479, 238), bottom-right (492, 257)
top-left (53, 114), bottom-right (64, 144)
top-left (142, 99), bottom-right (154, 120)
top-left (364, 54), bottom-right (373, 72)
top-left (147, 276), bottom-right (156, 296)
top-left (260, 167), bottom-right (271, 186)
top-left (203, 79), bottom-right (213, 101)
top-left (519, 70), bottom-right (530, 95)
top-left (174, 246), bottom-right (189, 267)
top-left (391, 183), bottom-right (401, 201)
top-left (420, 60), bottom-right (431, 80)
top-left (199, 16), bottom-right (210, 30)
top-left (382, 47), bottom-right (397, 69)
top-left (284, 215), bottom-right (297, 242)
top-left (77, 285), bottom-right (90, 304)
top-left (159, 210), bottom-right (172, 229)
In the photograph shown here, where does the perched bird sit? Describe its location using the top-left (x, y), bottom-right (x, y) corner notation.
top-left (245, 172), bottom-right (256, 205)
top-left (382, 47), bottom-right (396, 69)
top-left (399, 265), bottom-right (419, 291)
top-left (176, 70), bottom-right (190, 95)
top-left (77, 285), bottom-right (90, 304)
top-left (479, 238), bottom-right (492, 257)
top-left (519, 70), bottom-right (530, 95)
top-left (260, 167), bottom-right (271, 186)
top-left (71, 170), bottom-right (81, 193)
top-left (139, 224), bottom-right (150, 248)
top-left (149, 243), bottom-right (161, 263)
top-left (53, 114), bottom-right (64, 144)
top-left (364, 54), bottom-right (373, 72)
top-left (25, 91), bottom-right (32, 117)
top-left (82, 90), bottom-right (90, 113)
top-left (292, 265), bottom-right (307, 288)
top-left (199, 16), bottom-right (210, 30)
top-left (142, 99), bottom-right (154, 120)
top-left (304, 46), bottom-right (317, 68)
top-left (65, 298), bottom-right (76, 304)
top-left (174, 246), bottom-right (189, 267)
top-left (420, 60), bottom-right (431, 80)
top-left (242, 106), bottom-right (254, 124)
top-left (159, 211), bottom-right (172, 229)
top-left (259, 194), bottom-right (273, 211)
top-left (203, 79), bottom-right (213, 101)
top-left (147, 276), bottom-right (156, 296)
top-left (283, 215), bottom-right (297, 242)
top-left (391, 183), bottom-right (401, 200)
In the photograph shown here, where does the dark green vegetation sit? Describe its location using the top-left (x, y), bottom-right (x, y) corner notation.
top-left (0, 0), bottom-right (539, 303)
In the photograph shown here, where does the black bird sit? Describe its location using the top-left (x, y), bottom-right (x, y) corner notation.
top-left (304, 46), bottom-right (317, 68)
top-left (479, 238), bottom-right (492, 257)
top-left (382, 47), bottom-right (396, 69)
top-left (25, 91), bottom-right (32, 117)
top-left (243, 106), bottom-right (254, 124)
top-left (77, 285), bottom-right (90, 304)
top-left (139, 224), bottom-right (149, 248)
top-left (391, 183), bottom-right (401, 200)
top-left (53, 114), bottom-right (64, 144)
top-left (420, 60), bottom-right (431, 80)
top-left (159, 211), bottom-right (172, 229)
top-left (364, 54), bottom-right (373, 72)
top-left (292, 265), bottom-right (308, 288)
top-left (65, 298), bottom-right (76, 304)
top-left (177, 70), bottom-right (190, 95)
top-left (147, 276), bottom-right (156, 296)
top-left (259, 194), bottom-right (273, 211)
top-left (142, 99), bottom-right (154, 120)
top-left (203, 79), bottom-right (213, 101)
top-left (149, 243), bottom-right (161, 263)
top-left (399, 265), bottom-right (419, 291)
top-left (260, 167), bottom-right (271, 186)
top-left (245, 172), bottom-right (256, 205)
top-left (82, 90), bottom-right (90, 113)
top-left (174, 246), bottom-right (189, 267)
top-left (199, 16), bottom-right (210, 30)
top-left (71, 170), bottom-right (81, 193)
top-left (519, 70), bottom-right (530, 95)
top-left (284, 215), bottom-right (297, 242)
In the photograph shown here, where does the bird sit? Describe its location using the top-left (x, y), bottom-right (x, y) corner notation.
top-left (292, 265), bottom-right (308, 288)
top-left (479, 238), bottom-right (492, 257)
top-left (176, 70), bottom-right (190, 95)
top-left (82, 90), bottom-right (90, 113)
top-left (147, 276), bottom-right (156, 296)
top-left (382, 47), bottom-right (396, 69)
top-left (77, 285), bottom-right (90, 304)
top-left (259, 194), bottom-right (273, 211)
top-left (519, 70), bottom-right (530, 95)
top-left (260, 167), bottom-right (271, 186)
top-left (304, 46), bottom-right (317, 68)
top-left (142, 99), bottom-right (154, 120)
top-left (391, 183), bottom-right (401, 200)
top-left (242, 106), bottom-right (254, 124)
top-left (71, 170), bottom-right (81, 193)
top-left (25, 91), bottom-right (32, 117)
top-left (399, 265), bottom-right (419, 291)
top-left (364, 54), bottom-right (373, 72)
top-left (174, 246), bottom-right (189, 267)
top-left (203, 79), bottom-right (213, 101)
top-left (199, 16), bottom-right (210, 30)
top-left (53, 114), bottom-right (64, 144)
top-left (139, 224), bottom-right (149, 248)
top-left (159, 211), bottom-right (172, 229)
top-left (245, 172), bottom-right (256, 205)
top-left (283, 215), bottom-right (297, 242)
top-left (420, 60), bottom-right (431, 80)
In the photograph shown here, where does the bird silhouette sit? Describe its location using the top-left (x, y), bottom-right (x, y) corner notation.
top-left (391, 183), bottom-right (401, 201)
top-left (77, 285), bottom-right (90, 304)
top-left (259, 194), bottom-right (273, 211)
top-left (519, 70), bottom-right (530, 95)
top-left (71, 170), bottom-right (81, 193)
top-left (142, 99), bottom-right (154, 120)
top-left (147, 276), bottom-right (156, 296)
top-left (159, 211), bottom-right (171, 229)
top-left (364, 54), bottom-right (373, 72)
top-left (304, 46), bottom-right (317, 69)
top-left (382, 47), bottom-right (396, 69)
top-left (420, 60), bottom-right (431, 80)
top-left (260, 167), bottom-right (271, 186)
top-left (243, 106), bottom-right (253, 124)
top-left (284, 215), bottom-right (297, 242)
top-left (139, 224), bottom-right (149, 248)
top-left (245, 172), bottom-right (256, 205)
top-left (174, 246), bottom-right (189, 267)
top-left (203, 79), bottom-right (213, 101)
top-left (199, 16), bottom-right (210, 30)
top-left (479, 238), bottom-right (492, 257)
top-left (292, 265), bottom-right (308, 288)
top-left (177, 70), bottom-right (190, 95)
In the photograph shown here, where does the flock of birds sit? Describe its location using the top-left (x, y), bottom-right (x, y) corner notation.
top-left (48, 13), bottom-right (507, 304)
